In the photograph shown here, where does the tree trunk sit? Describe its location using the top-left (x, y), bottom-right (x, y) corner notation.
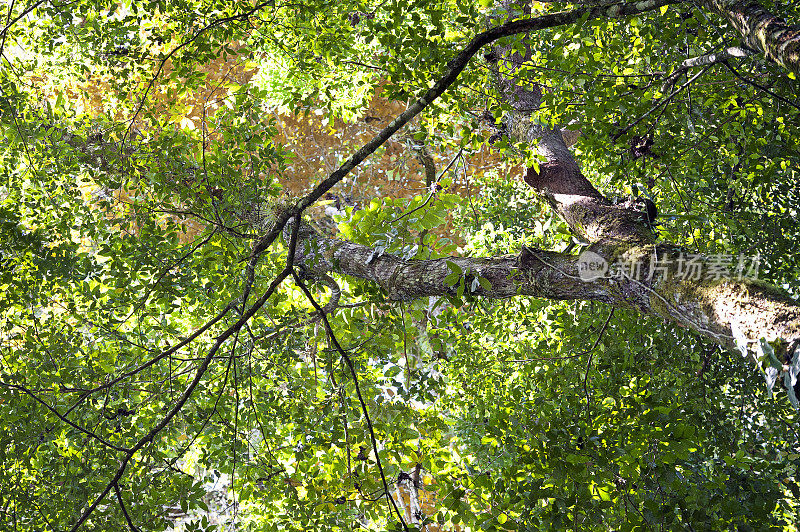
top-left (283, 0), bottom-right (800, 403)
top-left (699, 0), bottom-right (800, 75)
top-left (288, 218), bottom-right (800, 358)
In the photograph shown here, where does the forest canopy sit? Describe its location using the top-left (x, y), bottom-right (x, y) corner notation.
top-left (1, 0), bottom-right (800, 530)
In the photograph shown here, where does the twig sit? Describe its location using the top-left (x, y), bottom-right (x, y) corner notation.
top-left (68, 210), bottom-right (304, 532)
top-left (0, 0), bottom-right (46, 61)
top-left (248, 0), bottom-right (684, 264)
top-left (391, 147), bottom-right (463, 224)
top-left (292, 273), bottom-right (410, 532)
top-left (661, 46), bottom-right (752, 92)
top-left (612, 65), bottom-right (712, 141)
top-left (120, 229), bottom-right (218, 325)
top-left (123, 2), bottom-right (274, 144)
top-left (113, 482), bottom-right (141, 532)
top-left (64, 298), bottom-right (238, 418)
top-left (721, 60), bottom-right (800, 111)
top-left (0, 382), bottom-right (129, 452)
top-left (583, 309), bottom-right (615, 411)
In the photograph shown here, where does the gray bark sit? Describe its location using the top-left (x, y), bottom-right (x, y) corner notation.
top-left (699, 0), bottom-right (800, 75)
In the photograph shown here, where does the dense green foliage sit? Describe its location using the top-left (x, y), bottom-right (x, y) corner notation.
top-left (1, 0), bottom-right (799, 530)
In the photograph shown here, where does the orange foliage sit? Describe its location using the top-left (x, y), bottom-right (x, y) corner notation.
top-left (34, 30), bottom-right (519, 247)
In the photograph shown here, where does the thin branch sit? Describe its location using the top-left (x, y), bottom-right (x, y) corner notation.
top-left (113, 482), bottom-right (141, 532)
top-left (64, 298), bottom-right (238, 418)
top-left (583, 309), bottom-right (615, 411)
top-left (292, 272), bottom-right (410, 532)
top-left (123, 1), bottom-right (274, 143)
top-left (248, 0), bottom-right (684, 264)
top-left (339, 59), bottom-right (387, 72)
top-left (120, 229), bottom-right (218, 325)
top-left (163, 331), bottom-right (241, 475)
top-left (0, 0), bottom-right (46, 61)
top-left (612, 64), bottom-right (712, 141)
top-left (661, 46), bottom-right (752, 92)
top-left (391, 147), bottom-right (463, 224)
top-left (0, 382), bottom-right (129, 452)
top-left (68, 213), bottom-right (304, 532)
top-left (721, 60), bottom-right (800, 111)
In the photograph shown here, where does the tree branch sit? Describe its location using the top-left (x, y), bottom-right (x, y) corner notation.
top-left (68, 213), bottom-right (305, 531)
top-left (113, 482), bottom-right (141, 532)
top-left (289, 221), bottom-right (800, 360)
top-left (698, 0), bottom-right (800, 74)
top-left (248, 0), bottom-right (685, 264)
top-left (0, 382), bottom-right (129, 452)
top-left (292, 272), bottom-right (409, 532)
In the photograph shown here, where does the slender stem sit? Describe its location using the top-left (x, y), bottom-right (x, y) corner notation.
top-left (583, 309), bottom-right (615, 411)
top-left (113, 482), bottom-right (141, 532)
top-left (292, 272), bottom-right (410, 532)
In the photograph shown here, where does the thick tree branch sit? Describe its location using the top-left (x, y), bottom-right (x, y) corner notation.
top-left (287, 219), bottom-right (618, 303)
top-left (289, 222), bottom-right (800, 365)
top-left (249, 0), bottom-right (684, 263)
top-left (280, 0), bottom-right (800, 367)
top-left (698, 0), bottom-right (800, 74)
top-left (487, 4), bottom-right (800, 370)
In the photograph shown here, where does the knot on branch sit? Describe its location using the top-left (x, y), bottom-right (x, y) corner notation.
top-left (303, 274), bottom-right (342, 322)
top-left (284, 217), bottom-right (335, 279)
top-left (523, 161), bottom-right (585, 194)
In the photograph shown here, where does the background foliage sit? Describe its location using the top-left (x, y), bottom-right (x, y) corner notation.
top-left (1, 0), bottom-right (799, 530)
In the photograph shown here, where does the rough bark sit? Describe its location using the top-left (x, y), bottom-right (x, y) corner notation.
top-left (288, 218), bottom-right (800, 363)
top-left (266, 0), bottom-right (800, 409)
top-left (486, 9), bottom-right (800, 366)
top-left (250, 0), bottom-right (684, 260)
top-left (503, 97), bottom-right (800, 390)
top-left (699, 0), bottom-right (800, 75)
top-left (288, 219), bottom-right (618, 304)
